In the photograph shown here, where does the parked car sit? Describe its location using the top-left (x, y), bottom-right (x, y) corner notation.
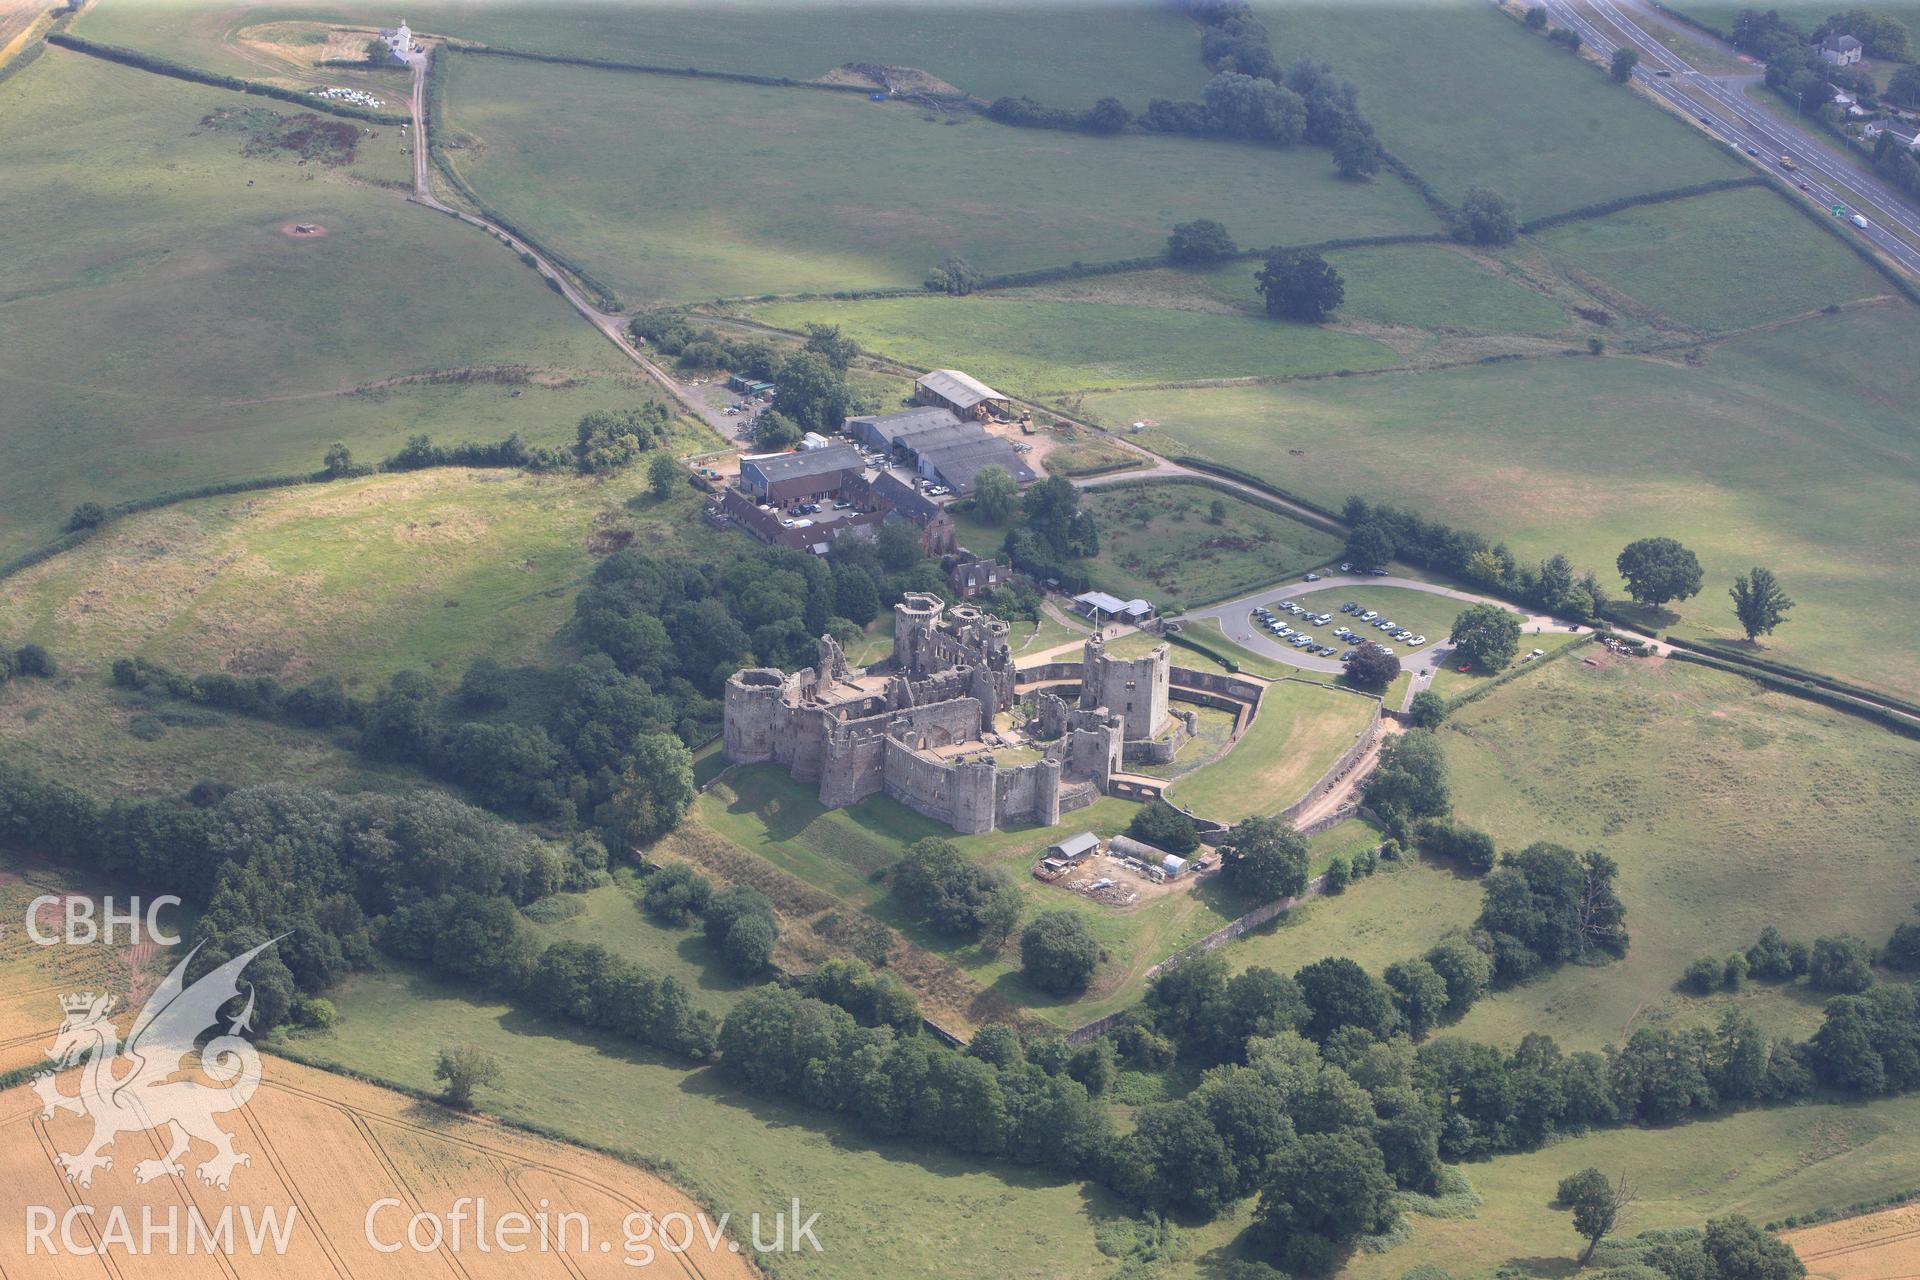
top-left (1339, 562), bottom-right (1352, 572)
top-left (1339, 649), bottom-right (1355, 661)
top-left (1411, 635), bottom-right (1427, 646)
top-left (1304, 573), bottom-right (1321, 581)
top-left (1341, 602), bottom-right (1358, 614)
top-left (1369, 568), bottom-right (1390, 576)
top-left (1361, 610), bottom-right (1378, 621)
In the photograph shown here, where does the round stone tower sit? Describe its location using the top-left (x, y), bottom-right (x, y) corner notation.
top-left (723, 668), bottom-right (786, 763)
top-left (892, 592), bottom-right (945, 674)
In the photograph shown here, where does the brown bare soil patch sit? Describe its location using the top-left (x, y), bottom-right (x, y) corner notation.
top-left (280, 221), bottom-right (330, 238)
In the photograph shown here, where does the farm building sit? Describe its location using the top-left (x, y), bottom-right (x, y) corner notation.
top-left (738, 445), bottom-right (863, 504)
top-left (1073, 591), bottom-right (1154, 624)
top-left (846, 406), bottom-right (963, 451)
top-left (913, 436), bottom-right (1036, 496)
top-left (1047, 832), bottom-right (1100, 861)
top-left (914, 369), bottom-right (1010, 420)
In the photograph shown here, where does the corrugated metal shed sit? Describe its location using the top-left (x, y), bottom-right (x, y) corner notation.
top-left (916, 369), bottom-right (1006, 411)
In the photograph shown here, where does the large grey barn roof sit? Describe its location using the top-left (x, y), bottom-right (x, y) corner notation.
top-left (847, 407), bottom-right (962, 446)
top-left (872, 471), bottom-right (943, 522)
top-left (918, 439), bottom-right (1036, 494)
top-left (917, 369), bottom-right (1006, 409)
top-left (742, 444), bottom-right (864, 483)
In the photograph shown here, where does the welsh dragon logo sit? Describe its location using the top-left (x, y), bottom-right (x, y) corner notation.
top-left (32, 938), bottom-right (278, 1191)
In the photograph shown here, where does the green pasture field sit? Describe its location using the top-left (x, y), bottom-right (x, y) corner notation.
top-left (1078, 482), bottom-right (1345, 608)
top-left (0, 469), bottom-right (721, 686)
top-left (1094, 304), bottom-right (1920, 695)
top-left (692, 765), bottom-right (1265, 1027)
top-left (0, 48), bottom-right (679, 559)
top-left (1196, 242), bottom-right (1576, 335)
top-left (305, 967), bottom-right (1126, 1280)
top-left (1164, 679), bottom-right (1378, 823)
top-left (1443, 655), bottom-right (1920, 1051)
top-left (1223, 856), bottom-right (1484, 979)
top-left (1536, 187), bottom-right (1893, 331)
top-left (744, 295), bottom-right (1400, 393)
top-left (436, 52), bottom-right (1438, 304)
top-left (0, 678), bottom-right (415, 798)
top-left (76, 0), bottom-right (1211, 107)
top-left (1253, 0), bottom-right (1747, 211)
top-left (524, 871), bottom-right (757, 1018)
top-left (1180, 1090), bottom-right (1920, 1280)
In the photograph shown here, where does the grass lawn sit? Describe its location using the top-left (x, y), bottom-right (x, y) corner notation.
top-left (1221, 856), bottom-right (1485, 979)
top-left (1443, 655), bottom-right (1920, 1052)
top-left (1252, 0), bottom-right (1747, 212)
top-left (1426, 629), bottom-right (1589, 700)
top-left (305, 967), bottom-right (1127, 1280)
top-left (1079, 482), bottom-right (1344, 609)
top-left (1091, 304), bottom-right (1920, 695)
top-left (1305, 813), bottom-right (1389, 874)
top-left (0, 469), bottom-right (723, 685)
top-left (691, 765), bottom-right (1267, 1027)
top-left (1129, 704), bottom-right (1239, 781)
top-left (77, 0), bottom-right (1213, 107)
top-left (745, 295), bottom-right (1400, 394)
top-left (524, 872), bottom-right (758, 1018)
top-left (1536, 187), bottom-right (1892, 332)
top-left (437, 52), bottom-right (1438, 303)
top-left (0, 48), bottom-right (672, 560)
top-left (1165, 678), bottom-right (1378, 822)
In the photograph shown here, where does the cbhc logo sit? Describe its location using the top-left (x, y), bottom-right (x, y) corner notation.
top-left (24, 896), bottom-right (182, 946)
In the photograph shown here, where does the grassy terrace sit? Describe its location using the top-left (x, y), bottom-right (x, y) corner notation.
top-left (436, 53), bottom-right (1438, 302)
top-left (745, 294), bottom-right (1401, 392)
top-left (0, 49), bottom-right (665, 559)
top-left (1442, 655), bottom-right (1920, 1051)
top-left (1095, 303), bottom-right (1920, 695)
top-left (1164, 679), bottom-right (1377, 823)
top-left (0, 470), bottom-right (719, 684)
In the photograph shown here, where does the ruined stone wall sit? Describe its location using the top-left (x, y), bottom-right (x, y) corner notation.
top-left (995, 756), bottom-right (1062, 828)
top-left (1081, 638), bottom-right (1170, 740)
top-left (882, 740), bottom-right (999, 834)
top-left (817, 718), bottom-right (890, 808)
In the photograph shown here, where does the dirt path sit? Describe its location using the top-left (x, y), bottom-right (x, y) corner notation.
top-left (406, 58), bottom-right (734, 445)
top-left (1289, 717), bottom-right (1401, 829)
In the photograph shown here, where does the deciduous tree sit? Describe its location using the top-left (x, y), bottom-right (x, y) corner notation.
top-left (1730, 567), bottom-right (1793, 639)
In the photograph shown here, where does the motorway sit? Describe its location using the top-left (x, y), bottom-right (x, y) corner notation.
top-left (1538, 0), bottom-right (1920, 277)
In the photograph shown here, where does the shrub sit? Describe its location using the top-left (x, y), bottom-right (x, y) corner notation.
top-left (1808, 935), bottom-right (1874, 993)
top-left (641, 863), bottom-right (712, 925)
top-left (68, 501), bottom-right (107, 531)
top-left (1021, 911), bottom-right (1099, 995)
top-left (1682, 956), bottom-right (1723, 995)
top-left (1128, 799), bottom-right (1200, 854)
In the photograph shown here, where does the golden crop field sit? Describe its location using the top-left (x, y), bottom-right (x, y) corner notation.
top-left (0, 862), bottom-right (756, 1278)
top-left (1790, 1202), bottom-right (1920, 1280)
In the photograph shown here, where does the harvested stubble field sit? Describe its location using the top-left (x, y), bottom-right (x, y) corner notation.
top-left (0, 1055), bottom-right (752, 1278)
top-left (1788, 1199), bottom-right (1920, 1280)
